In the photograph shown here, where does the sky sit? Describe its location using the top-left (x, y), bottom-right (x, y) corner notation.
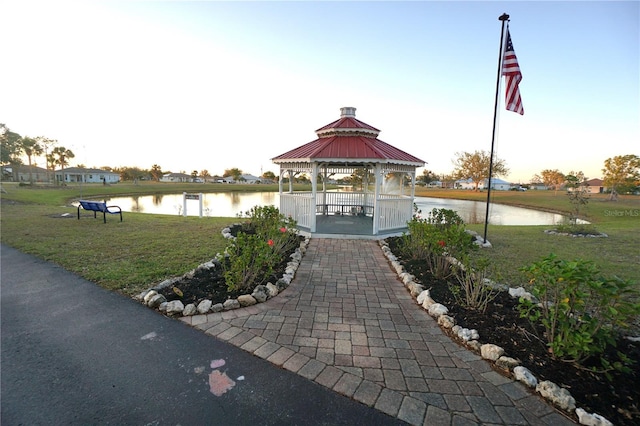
top-left (1, 1), bottom-right (638, 183)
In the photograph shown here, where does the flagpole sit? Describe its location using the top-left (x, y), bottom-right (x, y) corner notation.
top-left (483, 13), bottom-right (510, 244)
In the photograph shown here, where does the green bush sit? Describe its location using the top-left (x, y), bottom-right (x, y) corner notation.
top-left (223, 205), bottom-right (299, 293)
top-left (450, 256), bottom-right (499, 313)
top-left (553, 222), bottom-right (600, 236)
top-left (399, 208), bottom-right (475, 279)
top-left (222, 233), bottom-right (281, 293)
top-left (239, 205), bottom-right (288, 235)
top-left (519, 254), bottom-right (640, 372)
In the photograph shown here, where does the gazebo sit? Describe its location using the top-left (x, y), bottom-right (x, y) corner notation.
top-left (271, 107), bottom-right (426, 237)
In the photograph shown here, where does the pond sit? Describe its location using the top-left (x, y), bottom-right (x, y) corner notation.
top-left (102, 192), bottom-right (570, 226)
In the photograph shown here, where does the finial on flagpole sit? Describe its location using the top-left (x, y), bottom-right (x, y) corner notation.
top-left (499, 13), bottom-right (509, 21)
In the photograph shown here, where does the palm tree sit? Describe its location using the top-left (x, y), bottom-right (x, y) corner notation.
top-left (46, 153), bottom-right (57, 179)
top-left (150, 164), bottom-right (163, 182)
top-left (36, 136), bottom-right (57, 184)
top-left (51, 146), bottom-right (75, 185)
top-left (19, 137), bottom-right (43, 184)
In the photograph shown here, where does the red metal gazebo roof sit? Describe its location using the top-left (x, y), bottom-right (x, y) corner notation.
top-left (272, 107), bottom-right (425, 166)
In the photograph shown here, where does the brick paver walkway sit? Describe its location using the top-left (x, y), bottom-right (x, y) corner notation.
top-left (181, 239), bottom-right (576, 425)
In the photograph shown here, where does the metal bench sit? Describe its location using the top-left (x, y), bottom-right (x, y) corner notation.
top-left (77, 200), bottom-right (122, 223)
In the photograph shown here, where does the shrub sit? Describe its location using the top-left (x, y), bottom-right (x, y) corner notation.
top-left (223, 205), bottom-right (299, 293)
top-left (518, 253), bottom-right (640, 372)
top-left (222, 232), bottom-right (281, 293)
top-left (553, 221), bottom-right (600, 236)
top-left (399, 208), bottom-right (475, 279)
top-left (450, 256), bottom-right (500, 313)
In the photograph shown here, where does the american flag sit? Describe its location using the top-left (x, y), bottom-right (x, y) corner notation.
top-left (502, 29), bottom-right (524, 115)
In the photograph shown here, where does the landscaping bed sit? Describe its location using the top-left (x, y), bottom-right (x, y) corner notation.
top-left (386, 237), bottom-right (640, 426)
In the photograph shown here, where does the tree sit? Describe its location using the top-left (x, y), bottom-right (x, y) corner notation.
top-left (150, 164), bottom-right (163, 182)
top-left (46, 153), bottom-right (57, 175)
top-left (262, 170), bottom-right (276, 181)
top-left (537, 169), bottom-right (565, 195)
top-left (561, 171), bottom-right (589, 223)
top-left (18, 136), bottom-right (43, 184)
top-left (564, 170), bottom-right (587, 190)
top-left (223, 168), bottom-right (242, 181)
top-left (351, 168), bottom-right (372, 190)
top-left (51, 146), bottom-right (75, 185)
top-left (200, 169), bottom-right (211, 180)
top-left (116, 166), bottom-right (147, 181)
top-left (191, 170), bottom-right (198, 181)
top-left (602, 154), bottom-right (640, 200)
top-left (417, 169), bottom-right (439, 186)
top-left (452, 150), bottom-right (509, 191)
top-left (36, 136), bottom-right (58, 183)
top-left (0, 124), bottom-right (23, 165)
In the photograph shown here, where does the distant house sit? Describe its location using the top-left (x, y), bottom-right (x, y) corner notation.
top-left (455, 179), bottom-right (475, 190)
top-left (455, 178), bottom-right (511, 191)
top-left (160, 172), bottom-right (192, 183)
top-left (528, 183), bottom-right (548, 191)
top-left (489, 178), bottom-right (511, 191)
top-left (237, 174), bottom-right (262, 184)
top-left (581, 178), bottom-right (605, 194)
top-left (55, 167), bottom-right (120, 184)
top-left (2, 165), bottom-right (50, 183)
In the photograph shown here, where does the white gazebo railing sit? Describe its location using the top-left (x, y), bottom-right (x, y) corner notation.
top-left (315, 191), bottom-right (374, 216)
top-left (377, 195), bottom-right (413, 232)
top-left (280, 192), bottom-right (313, 229)
top-left (281, 190), bottom-right (413, 233)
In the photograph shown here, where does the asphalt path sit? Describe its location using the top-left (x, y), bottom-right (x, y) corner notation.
top-left (1, 245), bottom-right (405, 425)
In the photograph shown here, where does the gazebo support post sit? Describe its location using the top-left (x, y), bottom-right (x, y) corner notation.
top-left (363, 166), bottom-right (369, 216)
top-left (310, 162), bottom-right (318, 232)
top-left (288, 170), bottom-right (293, 193)
top-left (321, 164), bottom-right (327, 215)
top-left (373, 163), bottom-right (382, 235)
top-left (410, 170), bottom-right (417, 219)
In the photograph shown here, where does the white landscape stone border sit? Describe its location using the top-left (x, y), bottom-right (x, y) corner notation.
top-left (544, 229), bottom-right (608, 238)
top-left (136, 225), bottom-right (309, 318)
top-left (377, 239), bottom-right (614, 426)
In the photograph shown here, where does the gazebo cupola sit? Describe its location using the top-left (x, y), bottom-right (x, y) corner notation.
top-left (272, 107), bottom-right (426, 237)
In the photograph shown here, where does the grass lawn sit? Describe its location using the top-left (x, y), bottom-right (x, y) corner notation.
top-left (416, 188), bottom-right (640, 285)
top-left (1, 182), bottom-right (638, 296)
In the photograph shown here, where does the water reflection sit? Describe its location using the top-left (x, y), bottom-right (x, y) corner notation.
top-left (104, 192), bottom-right (569, 226)
top-left (413, 197), bottom-right (567, 226)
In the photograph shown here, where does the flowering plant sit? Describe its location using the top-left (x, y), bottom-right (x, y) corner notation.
top-left (223, 206), bottom-right (299, 292)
